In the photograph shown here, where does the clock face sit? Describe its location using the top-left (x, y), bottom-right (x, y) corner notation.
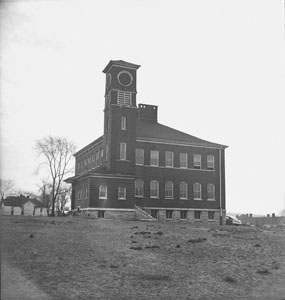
top-left (117, 71), bottom-right (133, 86)
top-left (106, 73), bottom-right (112, 88)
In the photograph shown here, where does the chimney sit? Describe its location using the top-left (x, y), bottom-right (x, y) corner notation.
top-left (138, 104), bottom-right (158, 122)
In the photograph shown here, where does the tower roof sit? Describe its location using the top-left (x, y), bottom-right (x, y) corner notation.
top-left (102, 60), bottom-right (141, 73)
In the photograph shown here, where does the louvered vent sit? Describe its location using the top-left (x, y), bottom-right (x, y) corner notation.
top-left (117, 91), bottom-right (131, 106)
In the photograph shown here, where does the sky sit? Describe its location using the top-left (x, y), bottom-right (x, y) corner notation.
top-left (1, 0), bottom-right (285, 215)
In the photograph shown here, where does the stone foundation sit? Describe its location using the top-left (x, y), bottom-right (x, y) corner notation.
top-left (75, 207), bottom-right (226, 224)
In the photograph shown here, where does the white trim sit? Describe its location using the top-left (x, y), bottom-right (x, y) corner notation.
top-left (135, 165), bottom-right (214, 172)
top-left (143, 207), bottom-right (225, 212)
top-left (117, 71), bottom-right (133, 87)
top-left (79, 208), bottom-right (135, 212)
top-left (106, 64), bottom-right (138, 71)
top-left (90, 175), bottom-right (135, 180)
top-left (136, 138), bottom-right (226, 150)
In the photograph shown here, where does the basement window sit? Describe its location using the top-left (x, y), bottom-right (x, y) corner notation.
top-left (194, 211), bottom-right (201, 220)
top-left (180, 211), bottom-right (187, 219)
top-left (208, 211), bottom-right (215, 220)
top-left (166, 210), bottom-right (173, 219)
top-left (98, 210), bottom-right (105, 218)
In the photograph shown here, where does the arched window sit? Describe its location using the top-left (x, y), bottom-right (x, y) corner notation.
top-left (165, 181), bottom-right (173, 198)
top-left (120, 143), bottom-right (126, 160)
top-left (179, 182), bottom-right (188, 199)
top-left (165, 151), bottom-right (173, 167)
top-left (135, 179), bottom-right (144, 197)
top-left (150, 180), bottom-right (159, 198)
top-left (121, 116), bottom-right (127, 130)
top-left (207, 183), bottom-right (215, 200)
top-left (99, 185), bottom-right (107, 199)
top-left (193, 183), bottom-right (202, 199)
top-left (118, 186), bottom-right (126, 200)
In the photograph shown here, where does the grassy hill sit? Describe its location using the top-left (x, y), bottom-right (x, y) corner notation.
top-left (1, 216), bottom-right (285, 300)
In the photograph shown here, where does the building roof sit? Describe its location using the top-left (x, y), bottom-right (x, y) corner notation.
top-left (74, 135), bottom-right (104, 157)
top-left (102, 60), bottom-right (141, 73)
top-left (1, 195), bottom-right (45, 208)
top-left (64, 169), bottom-right (136, 183)
top-left (136, 119), bottom-right (227, 149)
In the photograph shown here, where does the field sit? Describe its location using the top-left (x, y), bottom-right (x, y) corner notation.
top-left (1, 216), bottom-right (285, 300)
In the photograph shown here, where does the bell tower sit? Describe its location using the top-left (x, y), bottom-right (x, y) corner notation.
top-left (103, 60), bottom-right (140, 109)
top-left (102, 60), bottom-right (140, 173)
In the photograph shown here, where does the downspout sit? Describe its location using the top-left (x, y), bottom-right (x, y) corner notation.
top-left (219, 148), bottom-right (223, 225)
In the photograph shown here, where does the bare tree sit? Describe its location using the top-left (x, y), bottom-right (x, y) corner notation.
top-left (35, 136), bottom-right (76, 216)
top-left (37, 179), bottom-right (52, 209)
top-left (0, 179), bottom-right (15, 199)
top-left (55, 184), bottom-right (71, 214)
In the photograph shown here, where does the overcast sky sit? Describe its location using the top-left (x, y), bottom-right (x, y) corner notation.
top-left (1, 0), bottom-right (285, 215)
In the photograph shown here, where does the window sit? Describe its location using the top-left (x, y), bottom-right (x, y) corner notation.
top-left (208, 211), bottom-right (215, 220)
top-left (78, 188), bottom-right (82, 201)
top-left (179, 182), bottom-right (188, 199)
top-left (207, 155), bottom-right (215, 170)
top-left (150, 150), bottom-right (159, 166)
top-left (135, 149), bottom-right (144, 165)
top-left (98, 210), bottom-right (105, 218)
top-left (150, 180), bottom-right (159, 198)
top-left (85, 186), bottom-right (88, 199)
top-left (105, 144), bottom-right (109, 162)
top-left (92, 153), bottom-right (95, 167)
top-left (180, 211), bottom-right (187, 219)
top-left (120, 142), bottom-right (126, 160)
top-left (106, 117), bottom-right (109, 132)
top-left (106, 92), bottom-right (111, 106)
top-left (194, 211), bottom-right (201, 220)
top-left (165, 151), bottom-right (173, 167)
top-left (180, 153), bottom-right (188, 168)
top-left (194, 183), bottom-right (202, 199)
top-left (99, 185), bottom-right (107, 199)
top-left (117, 91), bottom-right (131, 106)
top-left (96, 151), bottom-right (100, 166)
top-left (207, 184), bottom-right (215, 200)
top-left (165, 181), bottom-right (173, 198)
top-left (194, 154), bottom-right (201, 169)
top-left (166, 210), bottom-right (173, 219)
top-left (151, 210), bottom-right (158, 219)
top-left (121, 116), bottom-right (127, 130)
top-left (118, 186), bottom-right (126, 200)
top-left (135, 179), bottom-right (144, 197)
top-left (100, 149), bottom-right (104, 165)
